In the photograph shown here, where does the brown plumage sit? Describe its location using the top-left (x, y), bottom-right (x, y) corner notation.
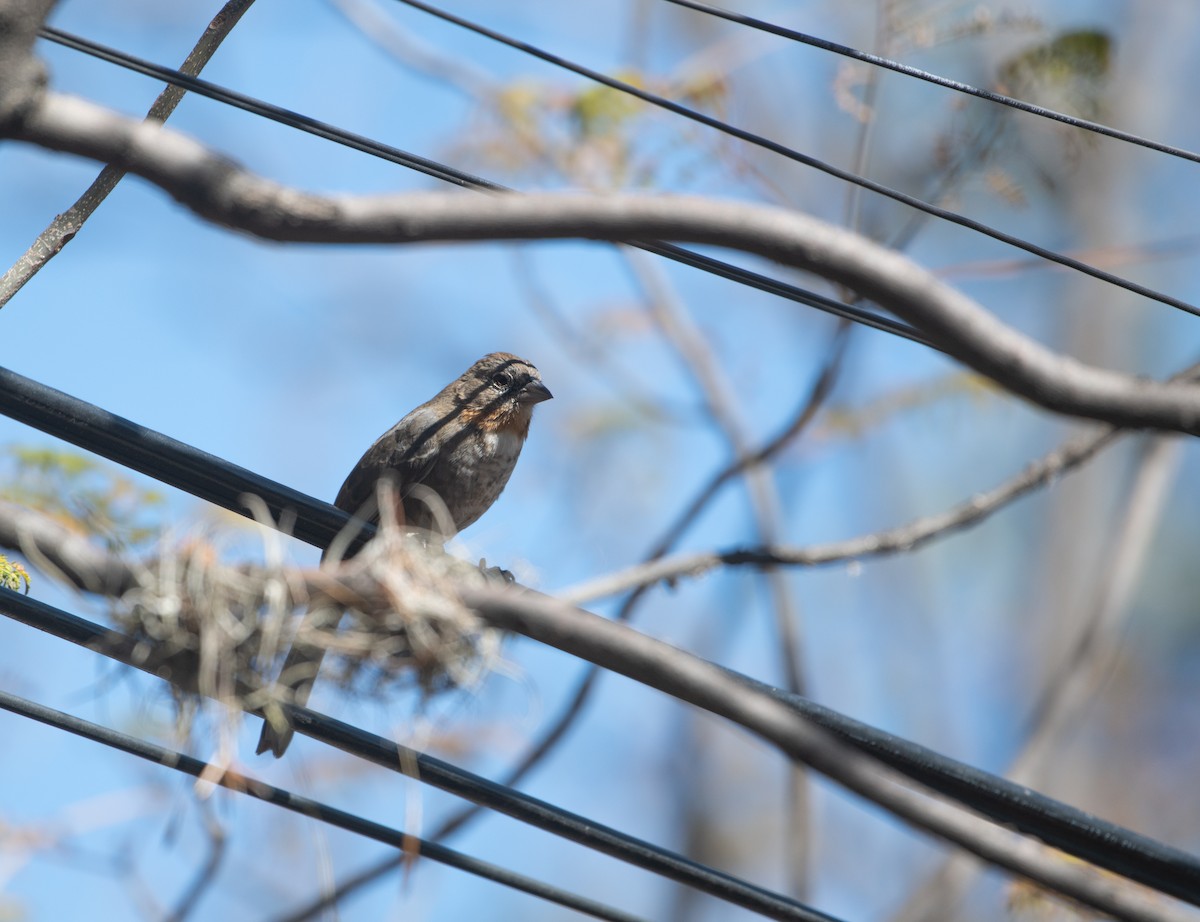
top-left (256, 352), bottom-right (551, 757)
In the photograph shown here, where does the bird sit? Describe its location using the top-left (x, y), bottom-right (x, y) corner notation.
top-left (256, 352), bottom-right (552, 757)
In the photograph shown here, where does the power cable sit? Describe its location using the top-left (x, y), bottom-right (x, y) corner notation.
top-left (0, 366), bottom-right (352, 550)
top-left (0, 688), bottom-right (652, 922)
top-left (0, 361), bottom-right (1197, 904)
top-left (16, 9), bottom-right (1200, 915)
top-left (387, 0), bottom-right (1200, 319)
top-left (36, 26), bottom-right (931, 349)
top-left (660, 0), bottom-right (1200, 165)
top-left (0, 587), bottom-right (842, 922)
top-left (4, 572), bottom-right (1200, 907)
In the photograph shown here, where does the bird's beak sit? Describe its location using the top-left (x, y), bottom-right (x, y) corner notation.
top-left (519, 380), bottom-right (553, 405)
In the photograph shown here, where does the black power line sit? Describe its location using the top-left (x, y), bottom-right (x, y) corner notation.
top-left (661, 0), bottom-right (1200, 165)
top-left (0, 364), bottom-right (1197, 906)
top-left (36, 26), bottom-right (932, 349)
top-left (0, 588), bottom-right (841, 922)
top-left (0, 688), bottom-right (651, 922)
top-left (0, 366), bottom-right (352, 550)
top-left (14, 8), bottom-right (1200, 917)
top-left (387, 0), bottom-right (1200, 319)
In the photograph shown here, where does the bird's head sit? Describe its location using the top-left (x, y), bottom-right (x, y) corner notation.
top-left (455, 352), bottom-right (552, 437)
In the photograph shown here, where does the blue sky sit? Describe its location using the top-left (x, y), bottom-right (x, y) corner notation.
top-left (3, 1), bottom-right (1200, 920)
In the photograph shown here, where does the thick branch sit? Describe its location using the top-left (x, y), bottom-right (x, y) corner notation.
top-left (0, 500), bottom-right (1190, 918)
top-left (4, 92), bottom-right (1200, 434)
top-left (463, 585), bottom-right (1190, 922)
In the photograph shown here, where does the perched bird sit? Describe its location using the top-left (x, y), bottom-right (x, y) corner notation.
top-left (256, 352), bottom-right (552, 757)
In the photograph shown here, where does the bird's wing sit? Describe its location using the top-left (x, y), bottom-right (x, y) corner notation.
top-left (258, 405), bottom-right (450, 758)
top-left (332, 404), bottom-right (450, 521)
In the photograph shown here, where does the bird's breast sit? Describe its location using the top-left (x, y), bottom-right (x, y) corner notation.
top-left (435, 428), bottom-right (526, 533)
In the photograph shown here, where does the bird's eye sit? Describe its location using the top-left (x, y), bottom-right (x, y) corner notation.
top-left (491, 371), bottom-right (513, 388)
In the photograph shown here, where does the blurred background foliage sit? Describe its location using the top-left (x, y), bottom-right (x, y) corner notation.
top-left (1, 1), bottom-right (1198, 920)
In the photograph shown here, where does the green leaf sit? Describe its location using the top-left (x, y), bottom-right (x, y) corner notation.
top-left (0, 555), bottom-right (31, 593)
top-left (0, 444), bottom-right (166, 550)
top-left (998, 29), bottom-right (1112, 118)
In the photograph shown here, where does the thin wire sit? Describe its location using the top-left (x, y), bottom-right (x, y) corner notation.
top-left (387, 0), bottom-right (1200, 319)
top-left (0, 587), bottom-right (842, 922)
top-left (0, 366), bottom-right (354, 550)
top-left (0, 689), bottom-right (650, 922)
top-left (36, 26), bottom-right (932, 349)
top-left (16, 10), bottom-right (1200, 915)
top-left (5, 563), bottom-right (1200, 907)
top-left (661, 0), bottom-right (1200, 166)
top-left (0, 368), bottom-right (1199, 902)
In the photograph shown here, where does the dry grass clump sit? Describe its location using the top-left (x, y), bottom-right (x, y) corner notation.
top-left (109, 495), bottom-right (503, 729)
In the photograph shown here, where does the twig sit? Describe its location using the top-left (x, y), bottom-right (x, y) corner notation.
top-left (561, 423), bottom-right (1121, 603)
top-left (628, 245), bottom-right (813, 892)
top-left (4, 86), bottom-right (1200, 430)
top-left (327, 0), bottom-right (494, 99)
top-left (164, 801), bottom-right (227, 922)
top-left (511, 249), bottom-right (688, 425)
top-left (0, 0), bottom-right (258, 308)
top-left (626, 248), bottom-right (806, 691)
top-left (887, 434), bottom-right (1185, 922)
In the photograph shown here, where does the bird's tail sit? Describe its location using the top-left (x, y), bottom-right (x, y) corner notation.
top-left (256, 714), bottom-right (295, 757)
top-left (256, 600), bottom-right (341, 758)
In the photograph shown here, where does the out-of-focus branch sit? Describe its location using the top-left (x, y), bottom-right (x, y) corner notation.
top-left (3, 87), bottom-right (1200, 431)
top-left (165, 801), bottom-right (227, 922)
top-left (463, 585), bottom-right (1192, 922)
top-left (562, 415), bottom-right (1149, 603)
top-left (0, 0), bottom-right (53, 127)
top-left (626, 245), bottom-right (812, 895)
top-left (0, 545), bottom-right (1188, 921)
top-left (628, 248), bottom-right (806, 692)
top-left (1017, 435), bottom-right (1182, 782)
top-left (480, 333), bottom-right (849, 796)
top-left (307, 330), bottom-right (851, 922)
top-left (565, 356), bottom-right (1198, 603)
top-left (888, 434), bottom-right (1185, 922)
top-left (328, 0), bottom-right (494, 99)
top-left (0, 0), bottom-right (258, 308)
top-left (0, 499), bottom-right (140, 595)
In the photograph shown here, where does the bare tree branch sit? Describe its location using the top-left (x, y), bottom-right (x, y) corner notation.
top-left (164, 801), bottom-right (227, 922)
top-left (328, 0), bottom-right (494, 99)
top-left (888, 434), bottom-right (1185, 922)
top-left (0, 0), bottom-right (258, 308)
top-left (2, 86), bottom-right (1199, 432)
top-left (631, 248), bottom-right (806, 689)
top-left (561, 421), bottom-right (1124, 603)
top-left (463, 584), bottom-right (1193, 922)
top-left (421, 330), bottom-right (851, 864)
top-left (0, 499), bottom-right (140, 596)
top-left (627, 245), bottom-right (812, 895)
top-left (0, 0), bottom-right (52, 129)
top-left (2, 9), bottom-right (1195, 916)
top-left (282, 332), bottom-right (857, 922)
top-left (0, 499), bottom-right (1188, 920)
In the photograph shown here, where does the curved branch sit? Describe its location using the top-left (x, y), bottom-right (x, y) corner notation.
top-left (464, 584), bottom-right (1192, 922)
top-left (6, 92), bottom-right (1200, 434)
top-left (0, 501), bottom-right (1192, 919)
top-left (562, 423), bottom-right (1123, 603)
top-left (0, 499), bottom-right (140, 595)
